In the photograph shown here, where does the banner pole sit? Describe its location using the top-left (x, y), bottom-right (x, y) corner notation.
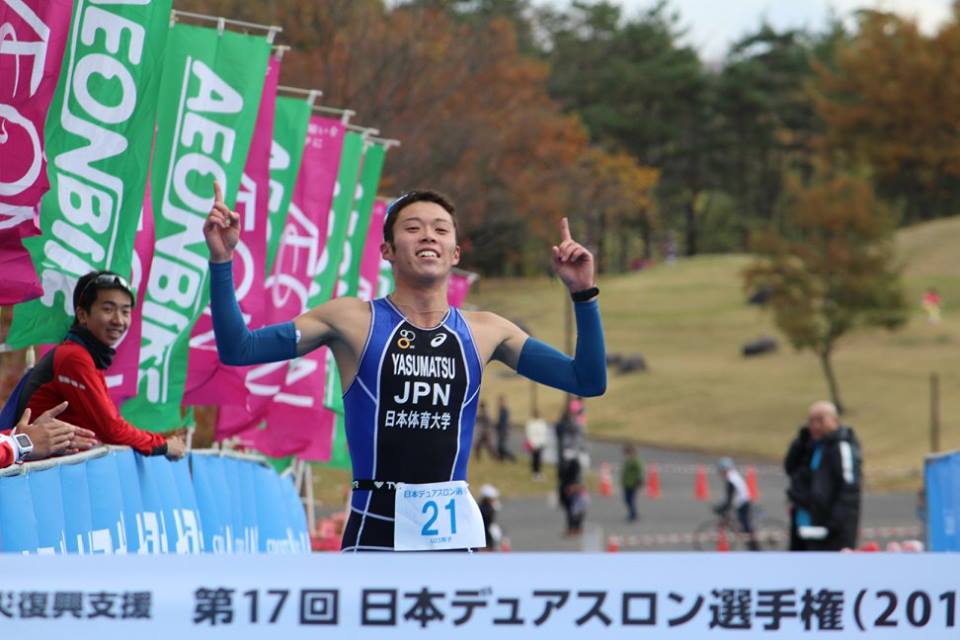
top-left (171, 10), bottom-right (282, 37)
top-left (304, 462), bottom-right (317, 536)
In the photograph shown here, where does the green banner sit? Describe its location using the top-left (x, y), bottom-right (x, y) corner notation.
top-left (121, 24), bottom-right (270, 430)
top-left (322, 347), bottom-right (343, 414)
top-left (7, 0), bottom-right (172, 348)
top-left (337, 142), bottom-right (386, 298)
top-left (308, 131), bottom-right (364, 307)
top-left (264, 97), bottom-right (312, 276)
top-left (378, 258), bottom-right (395, 298)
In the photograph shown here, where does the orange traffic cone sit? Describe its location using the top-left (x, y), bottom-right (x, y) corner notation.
top-left (645, 464), bottom-right (661, 500)
top-left (716, 527), bottom-right (730, 552)
top-left (746, 465), bottom-right (759, 501)
top-left (599, 461), bottom-right (613, 497)
top-left (694, 465), bottom-right (709, 501)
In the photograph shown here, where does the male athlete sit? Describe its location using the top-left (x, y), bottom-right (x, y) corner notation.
top-left (205, 186), bottom-right (606, 551)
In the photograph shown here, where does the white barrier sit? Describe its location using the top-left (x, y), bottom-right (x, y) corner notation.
top-left (0, 552), bottom-right (955, 638)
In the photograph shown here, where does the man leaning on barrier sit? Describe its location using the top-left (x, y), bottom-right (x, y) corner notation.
top-left (205, 185), bottom-right (606, 551)
top-left (11, 272), bottom-right (187, 460)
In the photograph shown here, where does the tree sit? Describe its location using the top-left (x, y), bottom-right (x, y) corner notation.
top-left (713, 24), bottom-right (835, 246)
top-left (541, 1), bottom-right (712, 256)
top-left (744, 172), bottom-right (908, 411)
top-left (811, 8), bottom-right (960, 223)
top-left (572, 149), bottom-right (659, 271)
top-left (176, 0), bottom-right (598, 275)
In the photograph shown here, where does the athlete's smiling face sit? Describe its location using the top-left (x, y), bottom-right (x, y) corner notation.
top-left (77, 288), bottom-right (133, 347)
top-left (383, 201), bottom-right (460, 281)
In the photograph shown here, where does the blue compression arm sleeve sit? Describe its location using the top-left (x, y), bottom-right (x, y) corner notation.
top-left (210, 260), bottom-right (298, 365)
top-left (516, 299), bottom-right (606, 396)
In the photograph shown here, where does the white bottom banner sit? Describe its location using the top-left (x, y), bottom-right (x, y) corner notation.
top-left (0, 552), bottom-right (956, 638)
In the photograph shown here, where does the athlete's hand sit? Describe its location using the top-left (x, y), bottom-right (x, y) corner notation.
top-left (552, 217), bottom-right (595, 293)
top-left (204, 181), bottom-right (240, 263)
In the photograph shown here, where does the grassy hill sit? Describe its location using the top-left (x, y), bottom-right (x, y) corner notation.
top-left (469, 216), bottom-right (960, 488)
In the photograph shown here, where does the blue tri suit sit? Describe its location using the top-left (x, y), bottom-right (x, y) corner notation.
top-left (339, 297), bottom-right (483, 551)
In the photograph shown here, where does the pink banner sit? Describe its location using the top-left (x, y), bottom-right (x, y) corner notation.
top-left (184, 57), bottom-right (280, 406)
top-left (0, 235), bottom-right (41, 303)
top-left (357, 200), bottom-right (386, 302)
top-left (217, 115), bottom-right (345, 447)
top-left (106, 188), bottom-right (154, 405)
top-left (447, 271), bottom-right (475, 308)
top-left (240, 348), bottom-right (333, 458)
top-left (0, 0), bottom-right (72, 303)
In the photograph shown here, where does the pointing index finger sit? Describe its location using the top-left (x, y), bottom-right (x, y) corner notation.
top-left (560, 217), bottom-right (572, 243)
top-left (213, 180), bottom-right (223, 204)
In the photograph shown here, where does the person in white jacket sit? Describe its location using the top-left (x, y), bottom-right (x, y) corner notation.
top-left (524, 409), bottom-right (549, 480)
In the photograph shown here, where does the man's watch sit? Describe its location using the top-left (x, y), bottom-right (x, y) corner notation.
top-left (12, 432), bottom-right (33, 462)
top-left (570, 286), bottom-right (599, 302)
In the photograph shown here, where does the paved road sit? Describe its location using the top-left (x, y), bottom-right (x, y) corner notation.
top-left (497, 435), bottom-right (923, 552)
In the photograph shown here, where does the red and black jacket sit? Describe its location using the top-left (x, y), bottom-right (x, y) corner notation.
top-left (16, 332), bottom-right (167, 456)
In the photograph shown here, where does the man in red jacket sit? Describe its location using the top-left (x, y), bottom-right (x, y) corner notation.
top-left (15, 271), bottom-right (186, 458)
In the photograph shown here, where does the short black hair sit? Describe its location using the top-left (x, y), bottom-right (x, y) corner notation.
top-left (383, 189), bottom-right (458, 244)
top-left (73, 271), bottom-right (134, 325)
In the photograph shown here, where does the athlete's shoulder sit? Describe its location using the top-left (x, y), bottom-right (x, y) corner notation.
top-left (308, 295), bottom-right (370, 322)
top-left (459, 309), bottom-right (508, 328)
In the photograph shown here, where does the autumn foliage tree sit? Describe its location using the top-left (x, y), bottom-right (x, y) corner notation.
top-left (744, 173), bottom-right (908, 411)
top-left (176, 0), bottom-right (658, 275)
top-left (811, 8), bottom-right (960, 223)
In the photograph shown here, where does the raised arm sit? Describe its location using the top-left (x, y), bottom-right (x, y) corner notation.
top-left (491, 217), bottom-right (606, 397)
top-left (204, 182), bottom-right (336, 365)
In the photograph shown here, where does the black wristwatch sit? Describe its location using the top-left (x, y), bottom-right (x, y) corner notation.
top-left (570, 286), bottom-right (599, 302)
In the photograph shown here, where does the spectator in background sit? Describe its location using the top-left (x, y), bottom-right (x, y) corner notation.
top-left (922, 287), bottom-right (942, 324)
top-left (14, 272), bottom-right (186, 459)
top-left (715, 457), bottom-right (759, 551)
top-left (524, 409), bottom-right (549, 480)
top-left (558, 447), bottom-right (586, 536)
top-left (621, 444), bottom-right (644, 522)
top-left (785, 401), bottom-right (863, 551)
top-left (473, 401), bottom-right (496, 461)
top-left (478, 484), bottom-right (502, 551)
top-left (569, 396), bottom-right (586, 430)
top-left (496, 395), bottom-right (515, 462)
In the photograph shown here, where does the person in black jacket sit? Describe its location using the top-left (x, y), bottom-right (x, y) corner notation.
top-left (784, 401), bottom-right (863, 551)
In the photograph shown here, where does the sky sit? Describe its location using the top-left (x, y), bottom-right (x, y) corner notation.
top-left (564, 1), bottom-right (953, 60)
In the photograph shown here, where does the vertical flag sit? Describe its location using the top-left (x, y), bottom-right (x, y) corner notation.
top-left (106, 188), bottom-right (154, 405)
top-left (0, 0), bottom-right (73, 304)
top-left (6, 0), bottom-right (173, 344)
top-left (214, 96), bottom-right (311, 440)
top-left (305, 198), bottom-right (387, 466)
top-left (308, 131), bottom-right (364, 307)
top-left (336, 142), bottom-right (386, 298)
top-left (121, 23), bottom-right (270, 430)
top-left (447, 271), bottom-right (477, 308)
top-left (377, 250), bottom-right (395, 298)
top-left (357, 200), bottom-right (387, 302)
top-left (184, 55), bottom-right (281, 406)
top-left (264, 97), bottom-right (312, 275)
top-left (253, 115), bottom-right (345, 458)
top-left (317, 141), bottom-right (387, 440)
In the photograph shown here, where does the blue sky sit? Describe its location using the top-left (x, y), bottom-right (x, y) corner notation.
top-left (564, 1), bottom-right (953, 60)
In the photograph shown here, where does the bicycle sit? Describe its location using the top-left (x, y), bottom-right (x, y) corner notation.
top-left (693, 506), bottom-right (789, 551)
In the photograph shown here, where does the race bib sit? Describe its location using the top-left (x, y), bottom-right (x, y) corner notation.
top-left (393, 481), bottom-right (486, 551)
